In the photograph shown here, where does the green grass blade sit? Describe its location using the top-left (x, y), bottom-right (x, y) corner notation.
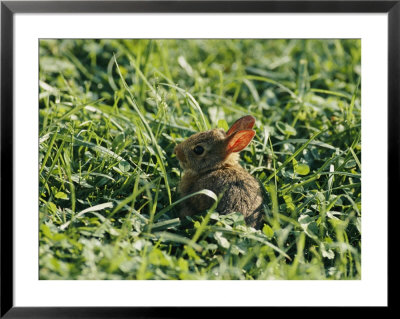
top-left (264, 130), bottom-right (323, 183)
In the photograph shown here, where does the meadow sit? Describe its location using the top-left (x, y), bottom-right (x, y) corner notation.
top-left (39, 39), bottom-right (361, 280)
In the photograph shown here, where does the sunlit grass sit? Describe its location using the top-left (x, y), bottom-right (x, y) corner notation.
top-left (39, 39), bottom-right (361, 280)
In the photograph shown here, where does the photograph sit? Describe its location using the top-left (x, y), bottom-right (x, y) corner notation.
top-left (38, 38), bottom-right (361, 280)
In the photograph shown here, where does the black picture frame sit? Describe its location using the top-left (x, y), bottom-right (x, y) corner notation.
top-left (1, 0), bottom-right (395, 317)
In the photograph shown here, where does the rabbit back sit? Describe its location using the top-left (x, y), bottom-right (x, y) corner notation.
top-left (179, 165), bottom-right (264, 229)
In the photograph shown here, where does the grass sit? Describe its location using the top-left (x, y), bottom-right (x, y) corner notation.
top-left (39, 39), bottom-right (361, 280)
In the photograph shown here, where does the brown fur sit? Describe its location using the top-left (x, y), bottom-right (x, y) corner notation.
top-left (174, 116), bottom-right (264, 229)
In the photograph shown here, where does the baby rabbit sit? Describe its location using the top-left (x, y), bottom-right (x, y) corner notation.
top-left (174, 115), bottom-right (264, 229)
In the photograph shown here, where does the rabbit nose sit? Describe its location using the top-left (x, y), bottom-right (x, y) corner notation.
top-left (174, 146), bottom-right (184, 162)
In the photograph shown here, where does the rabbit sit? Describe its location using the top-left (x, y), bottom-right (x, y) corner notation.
top-left (173, 115), bottom-right (264, 229)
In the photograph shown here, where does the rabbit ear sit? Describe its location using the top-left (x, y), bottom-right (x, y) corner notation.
top-left (225, 129), bottom-right (256, 154)
top-left (226, 115), bottom-right (256, 136)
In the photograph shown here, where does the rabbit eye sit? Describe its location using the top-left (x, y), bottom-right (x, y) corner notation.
top-left (193, 145), bottom-right (204, 155)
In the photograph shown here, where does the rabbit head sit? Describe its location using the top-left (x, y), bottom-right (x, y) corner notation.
top-left (174, 115), bottom-right (256, 174)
